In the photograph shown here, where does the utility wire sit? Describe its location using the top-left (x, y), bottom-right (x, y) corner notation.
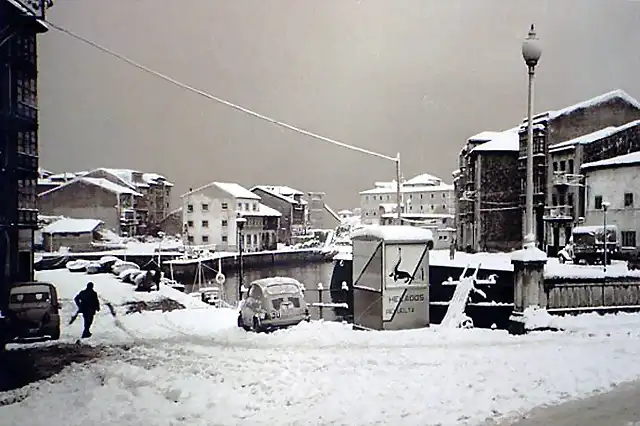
top-left (45, 20), bottom-right (398, 163)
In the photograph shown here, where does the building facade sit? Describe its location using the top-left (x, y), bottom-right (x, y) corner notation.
top-left (454, 129), bottom-right (521, 252)
top-left (1, 0), bottom-right (51, 301)
top-left (455, 89), bottom-right (640, 254)
top-left (182, 182), bottom-right (281, 252)
top-left (305, 192), bottom-right (341, 230)
top-left (359, 173), bottom-right (455, 225)
top-left (517, 89), bottom-right (640, 254)
top-left (581, 152), bottom-right (640, 249)
top-left (38, 177), bottom-right (142, 236)
top-left (250, 185), bottom-right (307, 244)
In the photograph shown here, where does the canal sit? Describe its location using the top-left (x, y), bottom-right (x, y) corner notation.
top-left (184, 261), bottom-right (351, 322)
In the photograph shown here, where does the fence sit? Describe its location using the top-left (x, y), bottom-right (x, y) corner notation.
top-left (544, 278), bottom-right (640, 314)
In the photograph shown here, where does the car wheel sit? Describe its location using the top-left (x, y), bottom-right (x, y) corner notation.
top-left (252, 316), bottom-right (263, 333)
top-left (237, 314), bottom-right (250, 331)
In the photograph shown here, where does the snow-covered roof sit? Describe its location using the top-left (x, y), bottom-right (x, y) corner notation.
top-left (182, 182), bottom-right (260, 200)
top-left (468, 131), bottom-right (504, 142)
top-left (581, 151), bottom-right (640, 171)
top-left (471, 129), bottom-right (520, 153)
top-left (48, 172), bottom-right (78, 181)
top-left (250, 185), bottom-right (307, 205)
top-left (404, 173), bottom-right (442, 186)
top-left (548, 89), bottom-right (640, 120)
top-left (572, 225), bottom-right (617, 234)
top-left (360, 183), bottom-right (454, 195)
top-left (351, 225), bottom-right (434, 244)
top-left (42, 218), bottom-right (103, 234)
top-left (39, 177), bottom-right (142, 197)
top-left (142, 172), bottom-right (174, 187)
top-left (243, 203), bottom-right (282, 217)
top-left (548, 127), bottom-right (618, 152)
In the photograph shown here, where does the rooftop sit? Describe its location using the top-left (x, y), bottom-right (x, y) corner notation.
top-left (470, 129), bottom-right (520, 153)
top-left (242, 203), bottom-right (282, 217)
top-left (182, 182), bottom-right (260, 200)
top-left (39, 177), bottom-right (142, 197)
top-left (42, 218), bottom-right (103, 234)
top-left (581, 151), bottom-right (640, 171)
top-left (251, 185), bottom-right (307, 204)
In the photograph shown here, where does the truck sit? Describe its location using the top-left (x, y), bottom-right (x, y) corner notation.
top-left (570, 225), bottom-right (620, 265)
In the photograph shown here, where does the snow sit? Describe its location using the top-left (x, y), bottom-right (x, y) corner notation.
top-left (359, 182), bottom-right (454, 195)
top-left (548, 89), bottom-right (640, 120)
top-left (6, 270), bottom-right (640, 425)
top-left (548, 126), bottom-right (618, 152)
top-left (41, 218), bottom-right (103, 234)
top-left (39, 177), bottom-right (142, 197)
top-left (404, 172), bottom-right (443, 186)
top-left (243, 203), bottom-right (282, 217)
top-left (182, 181), bottom-right (260, 200)
top-left (351, 225), bottom-right (434, 243)
top-left (581, 150), bottom-right (640, 171)
top-left (81, 177), bottom-right (143, 196)
top-left (142, 172), bottom-right (174, 187)
top-left (511, 241), bottom-right (549, 263)
top-left (468, 130), bottom-right (504, 142)
top-left (471, 129), bottom-right (520, 153)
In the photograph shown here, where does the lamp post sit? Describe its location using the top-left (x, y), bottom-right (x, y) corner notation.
top-left (602, 201), bottom-right (610, 274)
top-left (236, 216), bottom-right (247, 301)
top-left (521, 24), bottom-right (542, 247)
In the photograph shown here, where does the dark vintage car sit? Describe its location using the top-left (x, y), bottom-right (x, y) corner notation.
top-left (1, 282), bottom-right (61, 347)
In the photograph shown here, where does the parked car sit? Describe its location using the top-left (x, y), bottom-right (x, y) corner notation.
top-left (2, 282), bottom-right (61, 344)
top-left (238, 277), bottom-right (310, 332)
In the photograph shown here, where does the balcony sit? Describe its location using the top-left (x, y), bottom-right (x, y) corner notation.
top-left (552, 172), bottom-right (583, 187)
top-left (543, 205), bottom-right (574, 222)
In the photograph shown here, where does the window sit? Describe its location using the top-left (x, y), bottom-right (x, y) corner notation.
top-left (430, 193), bottom-right (434, 199)
top-left (187, 204), bottom-right (194, 213)
top-left (253, 234), bottom-right (258, 245)
top-left (442, 193), bottom-right (446, 199)
top-left (202, 203), bottom-right (209, 212)
top-left (568, 193), bottom-right (574, 209)
top-left (552, 194), bottom-right (557, 206)
top-left (221, 202), bottom-right (228, 210)
top-left (17, 130), bottom-right (37, 156)
top-left (187, 220), bottom-right (194, 227)
top-left (246, 234), bottom-right (251, 245)
top-left (568, 159), bottom-right (574, 174)
top-left (553, 161), bottom-right (558, 172)
top-left (253, 203), bottom-right (258, 211)
top-left (187, 235), bottom-right (194, 243)
top-left (625, 193), bottom-right (634, 208)
top-left (559, 160), bottom-right (566, 171)
top-left (202, 235), bottom-right (209, 243)
top-left (202, 220), bottom-right (209, 228)
top-left (17, 179), bottom-right (36, 210)
top-left (244, 203), bottom-right (249, 210)
top-left (222, 220), bottom-right (228, 227)
top-left (221, 236), bottom-right (228, 242)
top-left (621, 231), bottom-right (636, 248)
top-left (594, 195), bottom-right (603, 210)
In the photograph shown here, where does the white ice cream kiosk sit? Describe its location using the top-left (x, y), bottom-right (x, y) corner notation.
top-left (351, 225), bottom-right (433, 331)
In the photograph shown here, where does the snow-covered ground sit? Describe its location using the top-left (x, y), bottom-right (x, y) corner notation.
top-left (3, 270), bottom-right (640, 425)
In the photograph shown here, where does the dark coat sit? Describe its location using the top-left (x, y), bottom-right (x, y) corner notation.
top-left (75, 288), bottom-right (100, 314)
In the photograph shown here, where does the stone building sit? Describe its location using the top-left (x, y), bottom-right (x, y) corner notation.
top-left (455, 129), bottom-right (521, 252)
top-left (455, 89), bottom-right (640, 254)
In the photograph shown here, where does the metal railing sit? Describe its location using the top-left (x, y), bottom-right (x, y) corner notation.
top-left (552, 172), bottom-right (583, 187)
top-left (545, 280), bottom-right (640, 311)
top-left (543, 204), bottom-right (573, 220)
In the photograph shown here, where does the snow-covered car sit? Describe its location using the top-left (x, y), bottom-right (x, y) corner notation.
top-left (66, 259), bottom-right (90, 273)
top-left (85, 262), bottom-right (102, 274)
top-left (238, 277), bottom-right (310, 332)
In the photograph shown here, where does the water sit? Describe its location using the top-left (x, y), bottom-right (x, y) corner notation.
top-left (184, 261), bottom-right (351, 322)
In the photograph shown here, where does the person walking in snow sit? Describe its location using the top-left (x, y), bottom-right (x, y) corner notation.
top-left (74, 282), bottom-right (100, 338)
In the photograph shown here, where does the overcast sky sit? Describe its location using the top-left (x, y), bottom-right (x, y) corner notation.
top-left (39, 0), bottom-right (640, 209)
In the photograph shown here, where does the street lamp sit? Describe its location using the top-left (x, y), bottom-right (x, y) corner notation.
top-left (236, 216), bottom-right (247, 301)
top-left (521, 24), bottom-right (542, 247)
top-left (602, 201), bottom-right (610, 274)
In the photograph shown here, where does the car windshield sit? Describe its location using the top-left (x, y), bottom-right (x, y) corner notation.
top-left (265, 284), bottom-right (299, 295)
top-left (9, 292), bottom-right (50, 303)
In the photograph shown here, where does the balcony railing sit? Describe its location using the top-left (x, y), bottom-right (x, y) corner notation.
top-left (552, 172), bottom-right (583, 187)
top-left (543, 205), bottom-right (573, 221)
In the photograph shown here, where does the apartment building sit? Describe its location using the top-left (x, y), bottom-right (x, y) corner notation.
top-left (359, 173), bottom-right (455, 225)
top-left (250, 185), bottom-right (307, 244)
top-left (182, 182), bottom-right (281, 252)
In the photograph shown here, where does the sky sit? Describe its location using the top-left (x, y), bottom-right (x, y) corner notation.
top-left (38, 0), bottom-right (640, 210)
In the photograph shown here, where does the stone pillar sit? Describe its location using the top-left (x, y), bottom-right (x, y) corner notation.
top-left (509, 242), bottom-right (548, 335)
